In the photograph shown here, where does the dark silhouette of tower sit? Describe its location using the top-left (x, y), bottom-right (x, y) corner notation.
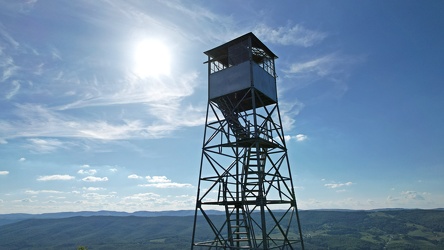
top-left (191, 32), bottom-right (304, 249)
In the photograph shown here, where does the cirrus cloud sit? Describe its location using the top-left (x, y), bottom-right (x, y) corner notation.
top-left (0, 171), bottom-right (10, 175)
top-left (37, 175), bottom-right (75, 181)
top-left (284, 134), bottom-right (308, 142)
top-left (325, 181), bottom-right (354, 189)
top-left (77, 169), bottom-right (97, 175)
top-left (82, 176), bottom-right (108, 182)
top-left (139, 175), bottom-right (193, 188)
top-left (25, 138), bottom-right (67, 153)
top-left (128, 174), bottom-right (143, 179)
top-left (402, 191), bottom-right (426, 201)
top-left (25, 189), bottom-right (63, 195)
top-left (146, 176), bottom-right (171, 183)
top-left (254, 23), bottom-right (327, 47)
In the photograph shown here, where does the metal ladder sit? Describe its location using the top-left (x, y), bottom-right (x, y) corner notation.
top-left (243, 146), bottom-right (266, 203)
top-left (221, 180), bottom-right (253, 249)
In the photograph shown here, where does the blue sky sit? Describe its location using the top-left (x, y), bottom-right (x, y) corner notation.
top-left (0, 0), bottom-right (443, 214)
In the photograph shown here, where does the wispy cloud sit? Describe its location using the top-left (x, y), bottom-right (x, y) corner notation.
top-left (0, 74), bottom-right (204, 141)
top-left (284, 134), bottom-right (308, 142)
top-left (123, 192), bottom-right (160, 202)
top-left (33, 63), bottom-right (44, 76)
top-left (287, 56), bottom-right (328, 76)
top-left (0, 0), bottom-right (38, 13)
top-left (128, 174), bottom-right (143, 179)
top-left (78, 0), bottom-right (238, 51)
top-left (284, 54), bottom-right (345, 77)
top-left (51, 48), bottom-right (62, 60)
top-left (141, 183), bottom-right (193, 188)
top-left (18, 198), bottom-right (34, 203)
top-left (1, 104), bottom-right (195, 141)
top-left (0, 23), bottom-right (20, 85)
top-left (54, 72), bottom-right (205, 129)
top-left (386, 195), bottom-right (399, 202)
top-left (254, 23), bottom-right (327, 47)
top-left (0, 171), bottom-right (9, 175)
top-left (146, 176), bottom-right (171, 183)
top-left (82, 176), bottom-right (108, 182)
top-left (53, 73), bottom-right (197, 110)
top-left (83, 187), bottom-right (106, 191)
top-left (284, 53), bottom-right (365, 81)
top-left (82, 192), bottom-right (115, 200)
top-left (0, 56), bottom-right (18, 83)
top-left (386, 191), bottom-right (430, 207)
top-left (0, 22), bottom-right (19, 48)
top-left (325, 181), bottom-right (354, 189)
top-left (77, 169), bottom-right (97, 175)
top-left (25, 190), bottom-right (63, 195)
top-left (402, 191), bottom-right (426, 201)
top-left (120, 191), bottom-right (195, 210)
top-left (0, 0), bottom-right (236, 143)
top-left (37, 175), bottom-right (75, 181)
top-left (154, 0), bottom-right (238, 43)
top-left (282, 53), bottom-right (364, 100)
top-left (139, 175), bottom-right (193, 188)
top-left (26, 138), bottom-right (67, 153)
top-left (278, 98), bottom-right (305, 131)
top-left (295, 134), bottom-right (308, 141)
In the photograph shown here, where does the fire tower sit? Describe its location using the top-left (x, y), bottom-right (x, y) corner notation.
top-left (191, 33), bottom-right (304, 249)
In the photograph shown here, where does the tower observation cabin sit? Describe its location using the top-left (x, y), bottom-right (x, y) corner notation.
top-left (192, 33), bottom-right (304, 249)
top-left (207, 32), bottom-right (277, 112)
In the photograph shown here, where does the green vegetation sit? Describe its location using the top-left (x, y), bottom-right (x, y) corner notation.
top-left (0, 209), bottom-right (442, 249)
top-left (300, 210), bottom-right (444, 249)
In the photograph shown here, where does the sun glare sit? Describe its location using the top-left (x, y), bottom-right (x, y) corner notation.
top-left (134, 39), bottom-right (171, 78)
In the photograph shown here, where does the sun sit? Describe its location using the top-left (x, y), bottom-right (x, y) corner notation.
top-left (133, 39), bottom-right (171, 78)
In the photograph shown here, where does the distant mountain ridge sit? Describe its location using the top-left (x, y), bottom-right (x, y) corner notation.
top-left (1, 208), bottom-right (443, 226)
top-left (0, 209), bottom-right (443, 249)
top-left (0, 210), bottom-right (225, 226)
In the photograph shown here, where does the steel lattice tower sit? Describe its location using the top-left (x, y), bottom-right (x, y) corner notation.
top-left (191, 33), bottom-right (304, 250)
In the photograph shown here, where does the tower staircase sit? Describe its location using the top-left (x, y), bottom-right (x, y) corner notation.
top-left (243, 146), bottom-right (266, 203)
top-left (215, 96), bottom-right (249, 140)
top-left (221, 180), bottom-right (254, 249)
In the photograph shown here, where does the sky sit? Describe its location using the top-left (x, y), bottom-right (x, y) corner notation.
top-left (0, 0), bottom-right (443, 214)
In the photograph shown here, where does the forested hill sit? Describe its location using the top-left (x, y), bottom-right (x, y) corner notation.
top-left (0, 210), bottom-right (201, 226)
top-left (0, 209), bottom-right (443, 249)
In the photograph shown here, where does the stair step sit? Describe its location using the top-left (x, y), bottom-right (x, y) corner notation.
top-left (245, 182), bottom-right (260, 185)
top-left (234, 232), bottom-right (248, 235)
top-left (231, 225), bottom-right (246, 228)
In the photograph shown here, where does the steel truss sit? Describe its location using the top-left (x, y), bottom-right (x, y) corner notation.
top-left (192, 87), bottom-right (304, 249)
